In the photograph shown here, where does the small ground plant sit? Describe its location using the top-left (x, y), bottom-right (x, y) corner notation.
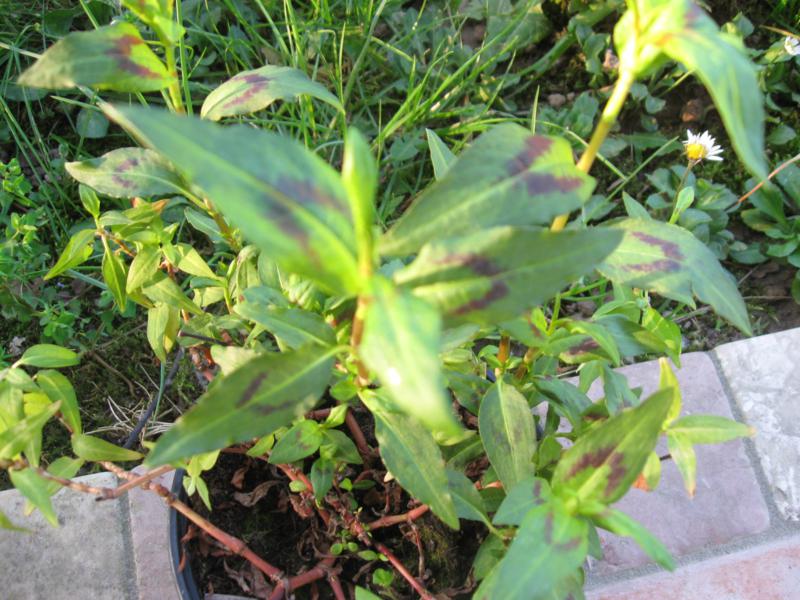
top-left (0, 1), bottom-right (783, 598)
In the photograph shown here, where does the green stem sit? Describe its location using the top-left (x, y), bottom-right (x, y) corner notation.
top-left (550, 67), bottom-right (636, 232)
top-left (669, 161), bottom-right (696, 223)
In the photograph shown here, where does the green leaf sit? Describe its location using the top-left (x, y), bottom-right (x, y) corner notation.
top-left (478, 500), bottom-right (588, 600)
top-left (667, 431), bottom-right (697, 497)
top-left (18, 22), bottom-right (173, 92)
top-left (146, 303), bottom-right (179, 362)
top-left (446, 468), bottom-right (490, 524)
top-left (71, 434), bottom-right (143, 462)
top-left (173, 244), bottom-right (218, 279)
top-left (310, 457), bottom-right (334, 503)
top-left (395, 226), bottom-right (621, 324)
top-left (478, 380), bottom-right (537, 490)
top-left (342, 128), bottom-right (377, 267)
top-left (235, 302), bottom-right (335, 350)
top-left (66, 148), bottom-right (184, 199)
top-left (127, 246), bottom-right (162, 292)
top-left (104, 105), bottom-right (360, 295)
top-left (200, 65), bottom-right (343, 121)
top-left (380, 124), bottom-right (595, 256)
top-left (320, 429), bottom-right (362, 464)
top-left (552, 388), bottom-right (673, 504)
top-left (268, 420), bottom-right (323, 464)
top-left (35, 370), bottom-right (81, 435)
top-left (0, 508), bottom-right (29, 532)
top-left (425, 128), bottom-right (456, 181)
top-left (597, 218), bottom-right (751, 334)
top-left (493, 476), bottom-right (551, 526)
top-left (355, 587), bottom-right (382, 600)
top-left (146, 346), bottom-right (335, 466)
top-left (360, 277), bottom-right (460, 436)
top-left (102, 244), bottom-right (128, 311)
top-left (79, 184), bottom-right (100, 217)
top-left (44, 228), bottom-right (95, 280)
top-left (16, 345), bottom-right (79, 369)
top-left (472, 534), bottom-right (506, 582)
top-left (668, 415), bottom-right (754, 444)
top-left (0, 402), bottom-right (60, 459)
top-left (9, 468), bottom-right (58, 527)
top-left (142, 273), bottom-right (202, 315)
top-left (361, 392), bottom-right (459, 529)
top-left (592, 508), bottom-right (675, 570)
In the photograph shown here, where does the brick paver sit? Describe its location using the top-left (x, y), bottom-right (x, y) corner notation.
top-left (715, 329), bottom-right (800, 521)
top-left (585, 353), bottom-right (770, 576)
top-left (587, 534), bottom-right (800, 600)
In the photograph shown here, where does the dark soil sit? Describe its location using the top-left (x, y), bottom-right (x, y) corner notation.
top-left (181, 426), bottom-right (485, 599)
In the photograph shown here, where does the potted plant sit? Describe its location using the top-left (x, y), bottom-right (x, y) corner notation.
top-left (1, 1), bottom-right (764, 597)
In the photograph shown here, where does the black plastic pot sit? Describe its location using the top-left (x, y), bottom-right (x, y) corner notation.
top-left (169, 468), bottom-right (203, 600)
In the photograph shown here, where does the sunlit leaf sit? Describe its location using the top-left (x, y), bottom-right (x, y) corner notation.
top-left (667, 431), bottom-right (697, 497)
top-left (425, 128), bottom-right (456, 181)
top-left (597, 218), bottom-right (751, 334)
top-left (395, 226), bottom-right (621, 324)
top-left (380, 124), bottom-right (595, 256)
top-left (360, 277), bottom-right (461, 436)
top-left (104, 105), bottom-right (360, 295)
top-left (268, 420), bottom-right (323, 464)
top-left (71, 434), bottom-right (143, 462)
top-left (552, 388), bottom-right (673, 504)
top-left (16, 345), bottom-right (79, 369)
top-left (35, 370), bottom-right (81, 435)
top-left (478, 380), bottom-right (537, 490)
top-left (18, 22), bottom-right (173, 92)
top-left (146, 346), bottom-right (335, 466)
top-left (667, 415), bottom-right (754, 444)
top-left (0, 402), bottom-right (60, 459)
top-left (361, 391), bottom-right (459, 529)
top-left (66, 148), bottom-right (184, 199)
top-left (9, 468), bottom-right (58, 527)
top-left (201, 65), bottom-right (343, 121)
top-left (44, 229), bottom-right (95, 280)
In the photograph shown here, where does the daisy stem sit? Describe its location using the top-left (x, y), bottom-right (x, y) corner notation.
top-left (551, 67), bottom-right (636, 232)
top-left (670, 161), bottom-right (696, 222)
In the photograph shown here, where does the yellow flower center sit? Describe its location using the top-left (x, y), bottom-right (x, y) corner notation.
top-left (685, 142), bottom-right (706, 161)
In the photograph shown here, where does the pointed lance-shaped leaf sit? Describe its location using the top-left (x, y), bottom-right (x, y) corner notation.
top-left (380, 124), bottom-right (595, 256)
top-left (361, 391), bottom-right (459, 529)
top-left (552, 388), bottom-right (673, 504)
top-left (103, 105), bottom-right (360, 296)
top-left (201, 65), bottom-right (343, 121)
top-left (360, 277), bottom-right (461, 437)
top-left (478, 380), bottom-right (537, 490)
top-left (145, 345), bottom-right (336, 466)
top-left (394, 226), bottom-right (622, 324)
top-left (476, 499), bottom-right (589, 600)
top-left (18, 22), bottom-right (173, 92)
top-left (597, 218), bottom-right (751, 335)
top-left (66, 148), bottom-right (185, 199)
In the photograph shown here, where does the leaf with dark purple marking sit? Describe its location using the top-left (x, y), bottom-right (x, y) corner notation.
top-left (597, 218), bottom-right (751, 335)
top-left (360, 277), bottom-right (461, 437)
top-left (145, 346), bottom-right (336, 466)
top-left (103, 105), bottom-right (360, 295)
top-left (475, 499), bottom-right (588, 600)
top-left (201, 65), bottom-right (343, 121)
top-left (18, 22), bottom-right (173, 92)
top-left (394, 226), bottom-right (621, 324)
top-left (478, 380), bottom-right (537, 490)
top-left (552, 388), bottom-right (673, 504)
top-left (380, 124), bottom-right (595, 256)
top-left (66, 148), bottom-right (184, 199)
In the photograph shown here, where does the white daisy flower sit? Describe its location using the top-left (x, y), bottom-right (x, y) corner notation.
top-left (785, 36), bottom-right (800, 56)
top-left (683, 130), bottom-right (723, 163)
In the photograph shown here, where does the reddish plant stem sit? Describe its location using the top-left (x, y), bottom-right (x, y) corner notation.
top-left (345, 407), bottom-right (374, 463)
top-left (374, 541), bottom-right (435, 600)
top-left (145, 480), bottom-right (284, 582)
top-left (367, 504), bottom-right (430, 530)
top-left (328, 570), bottom-right (346, 600)
top-left (97, 463), bottom-right (174, 499)
top-left (268, 557), bottom-right (338, 600)
top-left (274, 463), bottom-right (332, 527)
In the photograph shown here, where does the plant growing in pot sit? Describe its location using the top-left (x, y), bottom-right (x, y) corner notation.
top-left (2, 0), bottom-right (766, 598)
